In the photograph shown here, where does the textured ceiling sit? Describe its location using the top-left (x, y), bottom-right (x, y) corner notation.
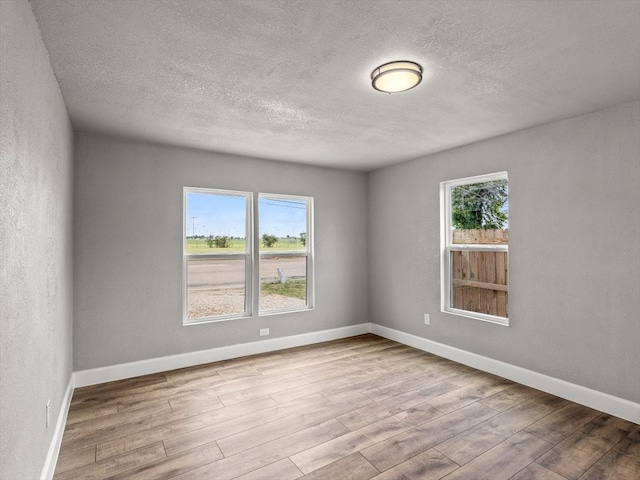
top-left (31, 0), bottom-right (640, 170)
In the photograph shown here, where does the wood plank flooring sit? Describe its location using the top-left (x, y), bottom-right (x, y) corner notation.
top-left (54, 334), bottom-right (640, 480)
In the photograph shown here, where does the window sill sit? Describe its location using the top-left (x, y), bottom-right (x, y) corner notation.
top-left (259, 306), bottom-right (314, 317)
top-left (442, 307), bottom-right (509, 326)
top-left (183, 313), bottom-right (251, 326)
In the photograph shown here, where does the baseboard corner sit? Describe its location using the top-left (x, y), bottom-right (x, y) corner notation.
top-left (370, 323), bottom-right (640, 424)
top-left (40, 374), bottom-right (74, 480)
top-left (74, 323), bottom-right (371, 387)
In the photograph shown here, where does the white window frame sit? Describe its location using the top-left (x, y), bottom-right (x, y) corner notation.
top-left (258, 193), bottom-right (314, 315)
top-left (183, 188), bottom-right (314, 325)
top-left (440, 171), bottom-right (509, 326)
top-left (183, 187), bottom-right (253, 325)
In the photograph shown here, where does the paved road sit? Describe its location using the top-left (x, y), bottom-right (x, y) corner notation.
top-left (188, 257), bottom-right (306, 289)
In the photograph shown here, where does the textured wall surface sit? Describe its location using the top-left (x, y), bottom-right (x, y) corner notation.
top-left (0, 1), bottom-right (74, 478)
top-left (73, 133), bottom-right (368, 370)
top-left (368, 101), bottom-right (640, 403)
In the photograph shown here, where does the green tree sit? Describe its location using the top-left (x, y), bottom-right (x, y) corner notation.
top-left (208, 235), bottom-right (230, 248)
top-left (299, 232), bottom-right (306, 246)
top-left (262, 233), bottom-right (278, 248)
top-left (452, 180), bottom-right (508, 229)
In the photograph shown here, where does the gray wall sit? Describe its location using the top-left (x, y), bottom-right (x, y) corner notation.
top-left (0, 1), bottom-right (74, 478)
top-left (368, 101), bottom-right (640, 403)
top-left (73, 133), bottom-right (369, 370)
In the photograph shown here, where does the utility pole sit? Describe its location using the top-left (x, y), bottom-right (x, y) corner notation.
top-left (190, 216), bottom-right (197, 238)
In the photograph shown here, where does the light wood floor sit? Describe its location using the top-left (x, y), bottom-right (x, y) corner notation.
top-left (54, 334), bottom-right (640, 480)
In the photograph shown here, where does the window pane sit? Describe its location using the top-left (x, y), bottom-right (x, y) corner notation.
top-left (185, 192), bottom-right (247, 253)
top-left (260, 256), bottom-right (307, 312)
top-left (258, 196), bottom-right (307, 251)
top-left (187, 258), bottom-right (246, 319)
top-left (451, 250), bottom-right (508, 318)
top-left (451, 179), bottom-right (508, 244)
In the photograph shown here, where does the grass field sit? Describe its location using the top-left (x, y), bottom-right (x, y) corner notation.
top-left (261, 279), bottom-right (307, 300)
top-left (186, 237), bottom-right (305, 254)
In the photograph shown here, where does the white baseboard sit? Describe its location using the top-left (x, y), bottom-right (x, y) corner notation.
top-left (40, 375), bottom-right (74, 480)
top-left (72, 321), bottom-right (639, 421)
top-left (47, 322), bottom-right (636, 480)
top-left (370, 323), bottom-right (640, 424)
top-left (74, 323), bottom-right (371, 387)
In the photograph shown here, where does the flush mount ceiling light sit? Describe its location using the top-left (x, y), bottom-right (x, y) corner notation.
top-left (371, 61), bottom-right (423, 93)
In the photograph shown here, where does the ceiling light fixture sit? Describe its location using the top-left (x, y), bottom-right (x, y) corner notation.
top-left (371, 61), bottom-right (423, 93)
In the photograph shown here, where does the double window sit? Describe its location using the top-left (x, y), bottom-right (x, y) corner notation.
top-left (183, 188), bottom-right (313, 325)
top-left (441, 172), bottom-right (509, 325)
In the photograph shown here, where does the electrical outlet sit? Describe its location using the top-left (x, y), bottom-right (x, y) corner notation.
top-left (259, 328), bottom-right (270, 336)
top-left (424, 313), bottom-right (430, 325)
top-left (46, 400), bottom-right (51, 428)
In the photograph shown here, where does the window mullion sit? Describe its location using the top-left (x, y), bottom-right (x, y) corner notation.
top-left (251, 192), bottom-right (260, 317)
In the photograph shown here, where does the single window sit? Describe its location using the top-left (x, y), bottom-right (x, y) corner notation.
top-left (441, 172), bottom-right (509, 325)
top-left (184, 188), bottom-right (252, 324)
top-left (259, 194), bottom-right (313, 314)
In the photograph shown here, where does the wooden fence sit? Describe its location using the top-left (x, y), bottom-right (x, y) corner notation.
top-left (452, 228), bottom-right (508, 244)
top-left (451, 229), bottom-right (508, 318)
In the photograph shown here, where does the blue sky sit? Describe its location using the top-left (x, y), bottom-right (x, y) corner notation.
top-left (186, 192), bottom-right (307, 238)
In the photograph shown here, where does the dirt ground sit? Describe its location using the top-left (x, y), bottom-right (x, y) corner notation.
top-left (188, 287), bottom-right (306, 318)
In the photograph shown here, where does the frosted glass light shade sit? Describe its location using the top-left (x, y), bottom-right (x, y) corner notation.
top-left (371, 61), bottom-right (423, 93)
